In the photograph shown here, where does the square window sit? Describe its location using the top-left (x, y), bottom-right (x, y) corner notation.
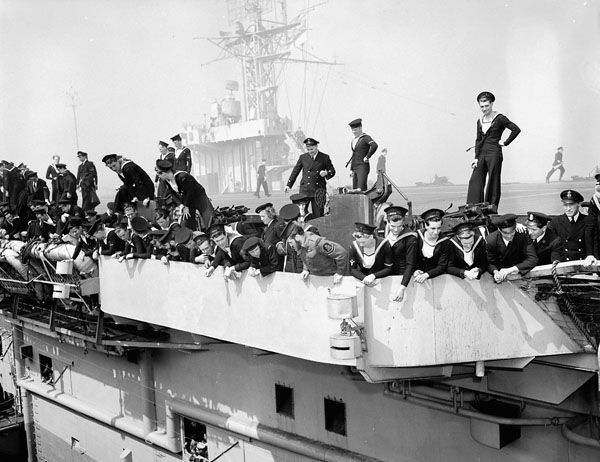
top-left (275, 384), bottom-right (294, 418)
top-left (324, 398), bottom-right (346, 436)
top-left (39, 354), bottom-right (53, 384)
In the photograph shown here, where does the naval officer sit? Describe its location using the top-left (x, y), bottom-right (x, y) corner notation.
top-left (347, 118), bottom-right (378, 191)
top-left (285, 137), bottom-right (335, 218)
top-left (548, 190), bottom-right (587, 262)
top-left (525, 211), bottom-right (563, 265)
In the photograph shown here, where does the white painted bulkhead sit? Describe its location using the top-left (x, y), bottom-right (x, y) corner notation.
top-left (12, 327), bottom-right (599, 462)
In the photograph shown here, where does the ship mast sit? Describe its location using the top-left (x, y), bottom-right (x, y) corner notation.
top-left (205, 0), bottom-right (333, 123)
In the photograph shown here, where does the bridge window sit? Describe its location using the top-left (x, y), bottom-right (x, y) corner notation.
top-left (275, 384), bottom-right (294, 418)
top-left (324, 397), bottom-right (346, 436)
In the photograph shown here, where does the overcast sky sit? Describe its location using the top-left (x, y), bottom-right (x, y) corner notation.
top-left (2, 0), bottom-right (600, 190)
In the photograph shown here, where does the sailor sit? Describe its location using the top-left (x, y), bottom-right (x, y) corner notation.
top-left (102, 153), bottom-right (155, 214)
top-left (173, 226), bottom-right (196, 262)
top-left (241, 236), bottom-right (280, 277)
top-left (583, 174), bottom-right (600, 266)
top-left (526, 211), bottom-right (563, 265)
top-left (206, 222), bottom-right (250, 279)
top-left (347, 118), bottom-right (378, 191)
top-left (545, 146), bottom-right (565, 183)
top-left (486, 213), bottom-right (538, 282)
top-left (25, 171), bottom-right (50, 207)
top-left (120, 216), bottom-right (152, 261)
top-left (76, 151), bottom-right (99, 211)
top-left (192, 233), bottom-right (217, 267)
top-left (256, 202), bottom-right (285, 247)
top-left (25, 205), bottom-right (55, 241)
top-left (99, 202), bottom-right (120, 228)
top-left (155, 159), bottom-right (214, 230)
top-left (88, 219), bottom-right (126, 258)
top-left (289, 192), bottom-right (315, 224)
top-left (285, 224), bottom-right (346, 284)
top-left (447, 221), bottom-right (487, 280)
top-left (414, 208), bottom-right (450, 283)
top-left (171, 134), bottom-right (192, 173)
top-left (56, 163), bottom-right (78, 206)
top-left (466, 91), bottom-right (521, 209)
top-left (158, 140), bottom-right (174, 162)
top-left (349, 222), bottom-right (393, 286)
top-left (54, 198), bottom-right (85, 236)
top-left (278, 204), bottom-right (303, 273)
top-left (384, 206), bottom-right (418, 301)
top-left (45, 155), bottom-right (61, 203)
top-left (548, 189), bottom-right (587, 261)
top-left (285, 137), bottom-right (335, 218)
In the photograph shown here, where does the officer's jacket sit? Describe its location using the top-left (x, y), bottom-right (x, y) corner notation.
top-left (485, 230), bottom-right (538, 274)
top-left (286, 151), bottom-right (335, 197)
top-left (549, 213), bottom-right (587, 261)
top-left (532, 228), bottom-right (564, 265)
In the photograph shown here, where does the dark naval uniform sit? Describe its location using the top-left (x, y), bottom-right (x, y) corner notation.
top-left (585, 193), bottom-right (600, 259)
top-left (447, 235), bottom-right (487, 279)
top-left (485, 230), bottom-right (538, 275)
top-left (349, 133), bottom-right (378, 191)
top-left (415, 231), bottom-right (450, 279)
top-left (115, 160), bottom-right (155, 212)
top-left (286, 150), bottom-right (335, 218)
top-left (175, 147), bottom-right (192, 173)
top-left (386, 230), bottom-right (418, 287)
top-left (349, 237), bottom-right (393, 280)
top-left (531, 228), bottom-right (563, 265)
top-left (549, 213), bottom-right (587, 261)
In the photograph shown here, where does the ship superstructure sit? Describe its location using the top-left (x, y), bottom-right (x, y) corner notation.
top-left (183, 0), bottom-right (335, 196)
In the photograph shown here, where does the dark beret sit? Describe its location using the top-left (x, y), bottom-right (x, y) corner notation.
top-left (354, 222), bottom-right (376, 234)
top-left (174, 227), bottom-right (193, 245)
top-left (384, 206), bottom-right (408, 222)
top-left (102, 154), bottom-right (118, 164)
top-left (131, 216), bottom-right (150, 233)
top-left (26, 171), bottom-right (38, 178)
top-left (255, 202), bottom-right (273, 214)
top-left (420, 208), bottom-right (445, 222)
top-left (279, 203), bottom-right (300, 222)
top-left (348, 118), bottom-right (362, 128)
top-left (156, 159), bottom-right (173, 172)
top-left (452, 221), bottom-right (474, 235)
top-left (491, 213), bottom-right (517, 229)
top-left (207, 223), bottom-right (226, 238)
top-left (477, 91), bottom-right (495, 102)
top-left (158, 140), bottom-right (169, 148)
top-left (170, 134), bottom-right (182, 142)
top-left (290, 192), bottom-right (309, 204)
top-left (242, 236), bottom-right (261, 252)
top-left (55, 163), bottom-right (67, 169)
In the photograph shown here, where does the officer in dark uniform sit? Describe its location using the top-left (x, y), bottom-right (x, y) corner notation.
top-left (485, 213), bottom-right (538, 282)
top-left (285, 137), bottom-right (335, 218)
top-left (347, 118), bottom-right (378, 191)
top-left (584, 174), bottom-right (600, 265)
top-left (548, 190), bottom-right (587, 262)
top-left (525, 211), bottom-right (563, 265)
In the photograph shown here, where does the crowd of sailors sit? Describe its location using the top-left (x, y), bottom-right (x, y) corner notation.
top-left (0, 106), bottom-right (599, 301)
